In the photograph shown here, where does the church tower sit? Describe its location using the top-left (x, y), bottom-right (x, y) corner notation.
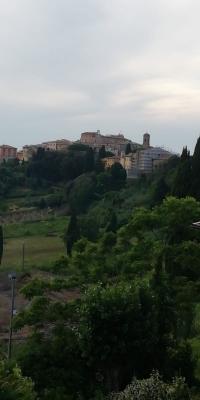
top-left (143, 133), bottom-right (150, 148)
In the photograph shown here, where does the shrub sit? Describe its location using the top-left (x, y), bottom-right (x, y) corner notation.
top-left (110, 371), bottom-right (190, 400)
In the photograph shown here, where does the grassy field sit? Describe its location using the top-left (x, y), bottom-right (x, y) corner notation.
top-left (2, 217), bottom-right (68, 270)
top-left (2, 236), bottom-right (66, 270)
top-left (4, 216), bottom-right (68, 239)
top-left (0, 216), bottom-right (68, 339)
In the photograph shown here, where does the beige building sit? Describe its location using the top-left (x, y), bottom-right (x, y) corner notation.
top-left (42, 139), bottom-right (72, 152)
top-left (17, 150), bottom-right (24, 162)
top-left (0, 145), bottom-right (17, 162)
top-left (102, 156), bottom-right (120, 169)
top-left (20, 145), bottom-right (40, 161)
top-left (80, 130), bottom-right (132, 154)
top-left (19, 139), bottom-right (72, 161)
top-left (120, 154), bottom-right (135, 170)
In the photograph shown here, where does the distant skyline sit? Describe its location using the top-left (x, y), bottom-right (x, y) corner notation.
top-left (0, 0), bottom-right (200, 153)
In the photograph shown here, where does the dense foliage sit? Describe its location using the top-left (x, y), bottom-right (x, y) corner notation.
top-left (7, 196), bottom-right (200, 399)
top-left (2, 138), bottom-right (200, 398)
top-left (0, 361), bottom-right (36, 399)
top-left (110, 371), bottom-right (190, 400)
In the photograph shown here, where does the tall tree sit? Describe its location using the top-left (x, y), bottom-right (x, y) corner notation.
top-left (64, 213), bottom-right (80, 256)
top-left (125, 143), bottom-right (132, 155)
top-left (152, 177), bottom-right (169, 206)
top-left (172, 147), bottom-right (191, 198)
top-left (85, 148), bottom-right (95, 172)
top-left (191, 137), bottom-right (200, 198)
top-left (99, 145), bottom-right (106, 159)
top-left (110, 163), bottom-right (127, 182)
top-left (0, 226), bottom-right (3, 265)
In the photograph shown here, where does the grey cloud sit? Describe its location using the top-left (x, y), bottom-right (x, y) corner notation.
top-left (0, 0), bottom-right (200, 151)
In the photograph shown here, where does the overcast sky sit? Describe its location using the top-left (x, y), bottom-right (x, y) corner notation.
top-left (0, 0), bottom-right (200, 152)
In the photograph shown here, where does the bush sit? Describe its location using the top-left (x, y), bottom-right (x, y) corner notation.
top-left (110, 371), bottom-right (190, 400)
top-left (0, 360), bottom-right (36, 399)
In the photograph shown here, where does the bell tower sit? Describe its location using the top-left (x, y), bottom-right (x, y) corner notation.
top-left (143, 132), bottom-right (150, 148)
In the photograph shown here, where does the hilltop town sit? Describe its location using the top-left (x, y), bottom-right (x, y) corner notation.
top-left (0, 130), bottom-right (174, 178)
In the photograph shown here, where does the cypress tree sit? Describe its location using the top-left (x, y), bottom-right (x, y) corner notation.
top-left (181, 146), bottom-right (190, 161)
top-left (64, 213), bottom-right (80, 256)
top-left (191, 137), bottom-right (200, 198)
top-left (172, 147), bottom-right (191, 198)
top-left (152, 177), bottom-right (169, 206)
top-left (99, 145), bottom-right (106, 159)
top-left (125, 143), bottom-right (132, 155)
top-left (0, 226), bottom-right (3, 265)
top-left (85, 148), bottom-right (94, 172)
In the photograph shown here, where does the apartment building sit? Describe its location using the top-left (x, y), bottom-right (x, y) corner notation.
top-left (137, 147), bottom-right (172, 174)
top-left (0, 145), bottom-right (17, 162)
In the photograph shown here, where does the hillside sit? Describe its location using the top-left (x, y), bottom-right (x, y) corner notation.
top-left (2, 140), bottom-right (200, 398)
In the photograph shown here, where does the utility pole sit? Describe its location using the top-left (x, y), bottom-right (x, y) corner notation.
top-left (22, 242), bottom-right (25, 271)
top-left (8, 273), bottom-right (16, 360)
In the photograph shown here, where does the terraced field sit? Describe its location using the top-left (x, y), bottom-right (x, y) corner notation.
top-left (2, 217), bottom-right (68, 270)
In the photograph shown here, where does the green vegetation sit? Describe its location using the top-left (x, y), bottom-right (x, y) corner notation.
top-left (0, 226), bottom-right (3, 265)
top-left (110, 371), bottom-right (190, 400)
top-left (2, 140), bottom-right (200, 398)
top-left (2, 236), bottom-right (65, 270)
top-left (8, 197), bottom-right (200, 399)
top-left (0, 361), bottom-right (36, 399)
top-left (4, 217), bottom-right (68, 239)
top-left (1, 217), bottom-right (68, 270)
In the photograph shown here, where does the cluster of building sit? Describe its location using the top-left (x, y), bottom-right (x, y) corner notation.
top-left (17, 139), bottom-right (72, 162)
top-left (80, 131), bottom-right (173, 177)
top-left (80, 130), bottom-right (136, 153)
top-left (0, 130), bottom-right (174, 177)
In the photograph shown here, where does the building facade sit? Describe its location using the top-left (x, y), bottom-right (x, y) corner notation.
top-left (137, 147), bottom-right (172, 174)
top-left (103, 133), bottom-right (173, 177)
top-left (42, 139), bottom-right (72, 152)
top-left (0, 145), bottom-right (17, 162)
top-left (80, 130), bottom-right (133, 154)
top-left (20, 145), bottom-right (40, 161)
top-left (18, 139), bottom-right (72, 161)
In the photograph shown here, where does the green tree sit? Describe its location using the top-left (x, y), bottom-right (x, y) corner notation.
top-left (125, 143), bottom-right (132, 155)
top-left (17, 328), bottom-right (85, 400)
top-left (0, 361), bottom-right (36, 400)
top-left (110, 163), bottom-right (126, 181)
top-left (0, 226), bottom-right (3, 265)
top-left (85, 148), bottom-right (95, 172)
top-left (68, 173), bottom-right (96, 213)
top-left (64, 213), bottom-right (80, 256)
top-left (78, 283), bottom-right (157, 393)
top-left (110, 371), bottom-right (190, 400)
top-left (172, 147), bottom-right (191, 198)
top-left (152, 177), bottom-right (169, 205)
top-left (191, 137), bottom-right (200, 198)
top-left (99, 146), bottom-right (107, 159)
top-left (110, 163), bottom-right (127, 189)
